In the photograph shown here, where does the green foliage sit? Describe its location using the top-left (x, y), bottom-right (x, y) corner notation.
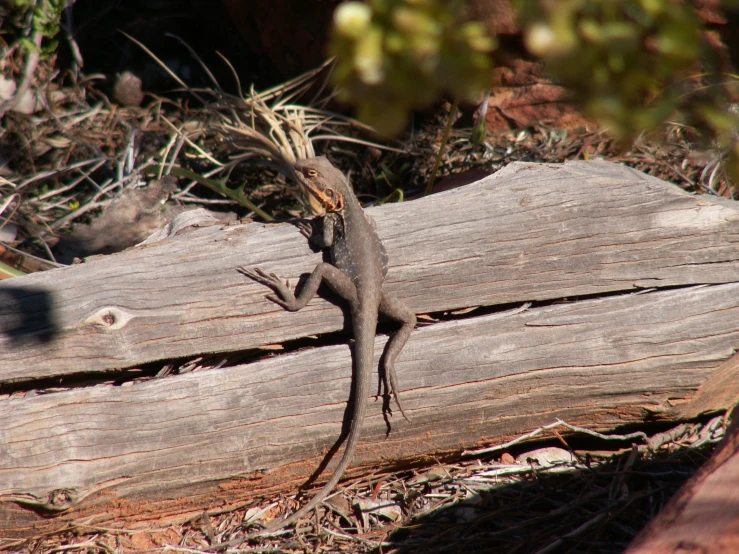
top-left (513, 0), bottom-right (739, 190)
top-left (329, 0), bottom-right (496, 135)
top-left (514, 0), bottom-right (732, 142)
top-left (10, 0), bottom-right (65, 58)
top-left (330, 1), bottom-right (739, 190)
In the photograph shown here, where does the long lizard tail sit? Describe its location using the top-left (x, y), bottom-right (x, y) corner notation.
top-left (262, 317), bottom-right (374, 533)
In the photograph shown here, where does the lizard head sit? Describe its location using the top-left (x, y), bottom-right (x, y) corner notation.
top-left (294, 156), bottom-right (346, 214)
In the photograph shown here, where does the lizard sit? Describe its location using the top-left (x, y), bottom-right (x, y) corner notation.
top-left (237, 156), bottom-right (416, 535)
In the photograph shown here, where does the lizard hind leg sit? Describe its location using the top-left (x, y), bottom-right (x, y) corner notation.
top-left (379, 293), bottom-right (416, 422)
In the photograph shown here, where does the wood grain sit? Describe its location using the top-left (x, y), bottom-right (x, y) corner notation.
top-left (2, 282), bottom-right (739, 534)
top-left (1, 160), bottom-right (738, 535)
top-left (1, 160), bottom-right (737, 382)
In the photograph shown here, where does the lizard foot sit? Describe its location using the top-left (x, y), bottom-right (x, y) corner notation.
top-left (237, 267), bottom-right (296, 310)
top-left (296, 221), bottom-right (313, 240)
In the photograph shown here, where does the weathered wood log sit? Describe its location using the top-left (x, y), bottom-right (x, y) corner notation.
top-left (1, 160), bottom-right (738, 537)
top-left (2, 161), bottom-right (737, 382)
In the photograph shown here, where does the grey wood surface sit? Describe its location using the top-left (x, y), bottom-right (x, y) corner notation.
top-left (1, 160), bottom-right (738, 534)
top-left (2, 282), bottom-right (738, 533)
top-left (1, 160), bottom-right (737, 382)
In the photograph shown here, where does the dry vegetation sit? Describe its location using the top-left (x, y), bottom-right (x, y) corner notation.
top-left (0, 52), bottom-right (735, 274)
top-left (0, 38), bottom-right (737, 553)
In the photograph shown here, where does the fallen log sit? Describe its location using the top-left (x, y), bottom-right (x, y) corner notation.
top-left (1, 160), bottom-right (738, 537)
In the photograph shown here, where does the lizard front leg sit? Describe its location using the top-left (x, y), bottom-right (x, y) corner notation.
top-left (298, 213), bottom-right (341, 250)
top-left (238, 263), bottom-right (358, 312)
top-left (239, 214), bottom-right (354, 310)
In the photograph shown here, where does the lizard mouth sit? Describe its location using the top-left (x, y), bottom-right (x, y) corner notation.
top-left (312, 188), bottom-right (344, 212)
top-left (296, 172), bottom-right (344, 213)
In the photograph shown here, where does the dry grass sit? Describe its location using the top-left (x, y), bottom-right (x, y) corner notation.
top-left (0, 57), bottom-right (403, 270)
top-left (1, 54), bottom-right (735, 272)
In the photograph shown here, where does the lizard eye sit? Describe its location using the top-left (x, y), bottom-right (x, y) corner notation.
top-left (307, 169), bottom-right (318, 178)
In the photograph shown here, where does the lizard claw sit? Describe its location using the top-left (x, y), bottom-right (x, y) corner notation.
top-left (393, 394), bottom-right (411, 423)
top-left (238, 266), bottom-right (296, 308)
top-left (239, 267), bottom-right (279, 286)
top-left (296, 221), bottom-right (312, 240)
top-left (237, 266), bottom-right (260, 282)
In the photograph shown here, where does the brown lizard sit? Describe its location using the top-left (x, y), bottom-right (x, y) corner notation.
top-left (237, 156), bottom-right (416, 535)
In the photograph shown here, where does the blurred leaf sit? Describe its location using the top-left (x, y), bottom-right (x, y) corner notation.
top-left (329, 0), bottom-right (495, 135)
top-left (0, 261), bottom-right (26, 279)
top-left (515, 0), bottom-right (708, 142)
top-left (471, 116), bottom-right (487, 145)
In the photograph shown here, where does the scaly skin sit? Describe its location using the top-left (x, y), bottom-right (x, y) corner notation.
top-left (236, 156), bottom-right (416, 538)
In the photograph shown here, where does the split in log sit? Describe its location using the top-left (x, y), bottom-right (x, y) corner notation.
top-left (1, 160), bottom-right (738, 537)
